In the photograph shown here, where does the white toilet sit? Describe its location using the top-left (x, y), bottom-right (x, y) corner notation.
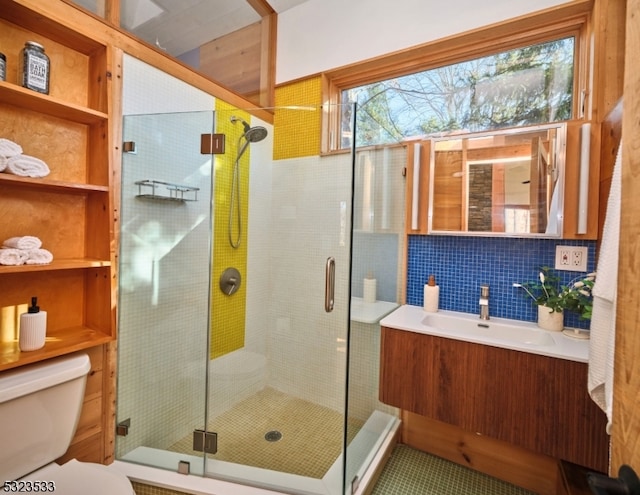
top-left (0, 353), bottom-right (135, 494)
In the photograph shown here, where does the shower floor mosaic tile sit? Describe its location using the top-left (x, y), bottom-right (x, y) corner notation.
top-left (168, 387), bottom-right (363, 479)
top-left (371, 445), bottom-right (536, 495)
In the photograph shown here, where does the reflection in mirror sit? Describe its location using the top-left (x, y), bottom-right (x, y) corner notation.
top-left (428, 123), bottom-right (566, 237)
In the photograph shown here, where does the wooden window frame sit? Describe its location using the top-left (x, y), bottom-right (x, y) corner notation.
top-left (322, 0), bottom-right (593, 153)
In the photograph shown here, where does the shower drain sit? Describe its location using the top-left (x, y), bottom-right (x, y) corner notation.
top-left (264, 430), bottom-right (283, 442)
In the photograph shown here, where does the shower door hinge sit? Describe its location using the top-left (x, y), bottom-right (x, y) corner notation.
top-left (351, 475), bottom-right (360, 494)
top-left (123, 141), bottom-right (137, 154)
top-left (193, 429), bottom-right (218, 454)
top-left (116, 418), bottom-right (131, 436)
top-left (201, 133), bottom-right (225, 155)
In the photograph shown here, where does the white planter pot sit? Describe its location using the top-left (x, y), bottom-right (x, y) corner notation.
top-left (537, 305), bottom-right (564, 332)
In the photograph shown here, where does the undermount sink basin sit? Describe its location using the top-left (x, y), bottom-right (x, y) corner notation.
top-left (420, 312), bottom-right (555, 346)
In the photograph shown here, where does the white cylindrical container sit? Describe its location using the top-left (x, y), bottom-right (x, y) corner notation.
top-left (537, 305), bottom-right (564, 332)
top-left (363, 275), bottom-right (377, 304)
top-left (19, 297), bottom-right (47, 351)
top-left (423, 275), bottom-right (439, 312)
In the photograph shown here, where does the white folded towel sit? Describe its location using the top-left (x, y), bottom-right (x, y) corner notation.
top-left (0, 138), bottom-right (23, 158)
top-left (5, 154), bottom-right (50, 178)
top-left (0, 155), bottom-right (7, 173)
top-left (26, 248), bottom-right (53, 265)
top-left (3, 236), bottom-right (42, 250)
top-left (0, 248), bottom-right (29, 266)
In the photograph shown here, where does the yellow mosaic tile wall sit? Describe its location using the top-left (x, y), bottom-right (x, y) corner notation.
top-left (274, 77), bottom-right (322, 160)
top-left (210, 101), bottom-right (249, 358)
top-left (209, 78), bottom-right (322, 358)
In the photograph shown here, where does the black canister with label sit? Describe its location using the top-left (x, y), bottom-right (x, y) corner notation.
top-left (19, 41), bottom-right (50, 94)
top-left (0, 52), bottom-right (6, 82)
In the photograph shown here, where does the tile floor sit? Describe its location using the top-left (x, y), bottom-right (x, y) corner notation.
top-left (371, 445), bottom-right (536, 495)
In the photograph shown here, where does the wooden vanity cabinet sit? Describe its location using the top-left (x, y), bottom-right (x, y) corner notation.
top-left (380, 326), bottom-right (609, 472)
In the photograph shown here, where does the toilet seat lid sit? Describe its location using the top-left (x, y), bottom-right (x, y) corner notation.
top-left (29, 460), bottom-right (134, 495)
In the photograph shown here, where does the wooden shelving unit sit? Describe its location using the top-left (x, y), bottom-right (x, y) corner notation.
top-left (0, 4), bottom-right (116, 373)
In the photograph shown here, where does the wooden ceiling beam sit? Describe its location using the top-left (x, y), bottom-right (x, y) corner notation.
top-left (246, 0), bottom-right (276, 17)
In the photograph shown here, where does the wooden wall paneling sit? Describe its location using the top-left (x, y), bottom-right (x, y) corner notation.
top-left (401, 411), bottom-right (560, 495)
top-left (591, 0), bottom-right (626, 123)
top-left (57, 346), bottom-right (105, 464)
top-left (597, 99), bottom-right (623, 243)
top-left (101, 47), bottom-right (122, 465)
top-left (612, 0), bottom-right (640, 473)
top-left (103, 340), bottom-right (118, 463)
top-left (259, 12), bottom-right (277, 109)
top-left (102, 0), bottom-right (120, 27)
top-left (199, 22), bottom-right (262, 99)
top-left (246, 0), bottom-right (276, 17)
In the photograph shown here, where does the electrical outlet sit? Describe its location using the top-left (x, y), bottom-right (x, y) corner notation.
top-left (572, 246), bottom-right (588, 271)
top-left (555, 246), bottom-right (588, 272)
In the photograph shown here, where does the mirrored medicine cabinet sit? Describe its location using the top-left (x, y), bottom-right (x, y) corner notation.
top-left (427, 122), bottom-right (566, 238)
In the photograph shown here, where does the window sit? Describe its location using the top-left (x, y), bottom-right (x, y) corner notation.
top-left (325, 3), bottom-right (589, 151)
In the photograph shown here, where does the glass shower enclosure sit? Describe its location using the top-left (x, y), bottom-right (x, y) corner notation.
top-left (115, 103), bottom-right (402, 495)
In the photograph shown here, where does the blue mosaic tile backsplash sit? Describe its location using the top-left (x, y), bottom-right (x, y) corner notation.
top-left (406, 235), bottom-right (597, 330)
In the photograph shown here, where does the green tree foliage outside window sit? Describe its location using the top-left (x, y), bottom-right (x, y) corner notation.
top-left (341, 37), bottom-right (574, 148)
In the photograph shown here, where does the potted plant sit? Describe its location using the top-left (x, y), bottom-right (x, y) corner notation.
top-left (560, 272), bottom-right (596, 320)
top-left (516, 267), bottom-right (596, 331)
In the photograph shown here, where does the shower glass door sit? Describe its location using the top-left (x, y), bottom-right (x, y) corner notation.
top-left (116, 110), bottom-right (215, 476)
top-left (203, 104), bottom-right (355, 495)
top-left (115, 99), bottom-right (400, 495)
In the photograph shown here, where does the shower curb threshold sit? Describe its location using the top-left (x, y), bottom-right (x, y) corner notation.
top-left (111, 411), bottom-right (399, 495)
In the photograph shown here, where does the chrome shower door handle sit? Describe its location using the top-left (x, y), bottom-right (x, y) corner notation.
top-left (325, 257), bottom-right (335, 313)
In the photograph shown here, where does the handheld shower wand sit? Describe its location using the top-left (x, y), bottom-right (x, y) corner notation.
top-left (228, 116), bottom-right (268, 249)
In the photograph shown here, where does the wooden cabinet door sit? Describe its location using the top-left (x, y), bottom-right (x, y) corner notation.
top-left (380, 326), bottom-right (609, 471)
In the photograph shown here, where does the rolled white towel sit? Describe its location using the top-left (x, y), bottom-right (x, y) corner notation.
top-left (5, 154), bottom-right (50, 178)
top-left (26, 248), bottom-right (53, 265)
top-left (0, 155), bottom-right (7, 172)
top-left (0, 138), bottom-right (23, 158)
top-left (3, 236), bottom-right (42, 250)
top-left (0, 248), bottom-right (29, 266)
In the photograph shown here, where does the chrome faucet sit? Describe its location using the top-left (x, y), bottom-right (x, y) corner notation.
top-left (479, 284), bottom-right (490, 320)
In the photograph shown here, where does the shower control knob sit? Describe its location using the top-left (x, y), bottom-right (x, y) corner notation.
top-left (220, 267), bottom-right (241, 296)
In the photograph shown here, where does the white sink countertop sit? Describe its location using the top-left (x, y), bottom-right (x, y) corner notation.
top-left (380, 305), bottom-right (589, 363)
top-left (350, 298), bottom-right (399, 324)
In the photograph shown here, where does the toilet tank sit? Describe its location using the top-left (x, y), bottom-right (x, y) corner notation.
top-left (0, 353), bottom-right (91, 481)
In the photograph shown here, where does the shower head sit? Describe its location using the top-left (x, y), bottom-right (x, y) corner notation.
top-left (244, 125), bottom-right (268, 143)
top-left (230, 116), bottom-right (268, 143)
